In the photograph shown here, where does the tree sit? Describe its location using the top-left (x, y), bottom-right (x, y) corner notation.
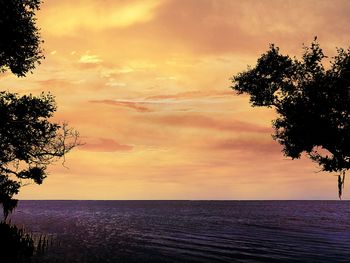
top-left (0, 92), bottom-right (79, 217)
top-left (231, 38), bottom-right (350, 198)
top-left (0, 0), bottom-right (43, 77)
top-left (0, 0), bottom-right (79, 217)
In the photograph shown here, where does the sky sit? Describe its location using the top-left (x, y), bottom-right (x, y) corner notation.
top-left (5, 0), bottom-right (350, 200)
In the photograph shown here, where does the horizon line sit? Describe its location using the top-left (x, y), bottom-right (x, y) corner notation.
top-left (17, 199), bottom-right (346, 201)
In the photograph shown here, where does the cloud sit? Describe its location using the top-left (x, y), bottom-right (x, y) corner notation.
top-left (105, 79), bottom-right (126, 87)
top-left (145, 90), bottom-right (232, 100)
top-left (41, 0), bottom-right (164, 36)
top-left (80, 137), bottom-right (133, 152)
top-left (210, 138), bottom-right (281, 155)
top-left (34, 78), bottom-right (80, 94)
top-left (102, 0), bottom-right (350, 56)
top-left (79, 54), bottom-right (102, 64)
top-left (150, 114), bottom-right (271, 133)
top-left (90, 99), bottom-right (152, 112)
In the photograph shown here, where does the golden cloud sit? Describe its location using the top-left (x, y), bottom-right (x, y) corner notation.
top-left (40, 0), bottom-right (165, 36)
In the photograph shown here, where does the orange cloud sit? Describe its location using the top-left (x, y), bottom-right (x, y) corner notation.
top-left (145, 90), bottom-right (232, 100)
top-left (80, 137), bottom-right (133, 152)
top-left (149, 114), bottom-right (271, 133)
top-left (209, 138), bottom-right (281, 154)
top-left (90, 100), bottom-right (152, 112)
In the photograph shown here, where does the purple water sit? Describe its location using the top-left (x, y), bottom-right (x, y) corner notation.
top-left (9, 201), bottom-right (350, 262)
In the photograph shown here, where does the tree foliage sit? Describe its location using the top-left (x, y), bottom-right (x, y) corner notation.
top-left (0, 0), bottom-right (79, 217)
top-left (0, 0), bottom-right (43, 77)
top-left (0, 92), bottom-right (78, 217)
top-left (231, 38), bottom-right (350, 198)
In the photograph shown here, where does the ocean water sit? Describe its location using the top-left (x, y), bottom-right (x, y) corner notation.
top-left (9, 200), bottom-right (350, 263)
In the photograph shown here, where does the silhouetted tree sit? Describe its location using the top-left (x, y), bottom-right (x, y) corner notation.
top-left (0, 92), bottom-right (79, 217)
top-left (231, 38), bottom-right (350, 198)
top-left (0, 0), bottom-right (79, 217)
top-left (0, 0), bottom-right (43, 77)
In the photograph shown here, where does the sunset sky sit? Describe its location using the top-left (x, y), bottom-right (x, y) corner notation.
top-left (6, 0), bottom-right (350, 200)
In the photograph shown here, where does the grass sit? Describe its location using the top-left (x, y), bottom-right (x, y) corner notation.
top-left (0, 221), bottom-right (51, 263)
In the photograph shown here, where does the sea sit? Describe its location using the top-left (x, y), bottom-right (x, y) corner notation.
top-left (9, 200), bottom-right (350, 263)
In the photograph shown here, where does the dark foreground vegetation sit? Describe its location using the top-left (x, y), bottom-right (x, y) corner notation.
top-left (0, 1), bottom-right (76, 261)
top-left (0, 221), bottom-right (50, 263)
